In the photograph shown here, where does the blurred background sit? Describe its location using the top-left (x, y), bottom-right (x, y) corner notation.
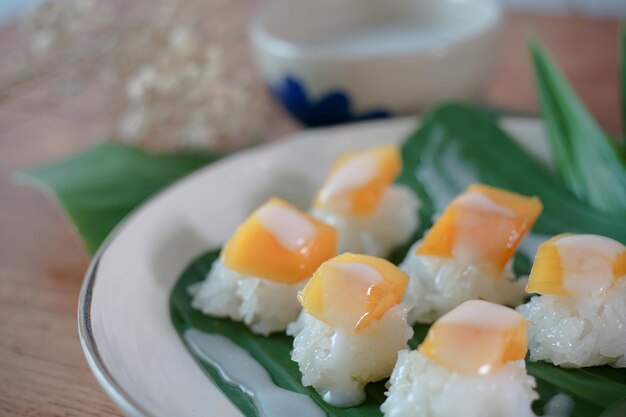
top-left (0, 0), bottom-right (623, 415)
top-left (0, 0), bottom-right (624, 153)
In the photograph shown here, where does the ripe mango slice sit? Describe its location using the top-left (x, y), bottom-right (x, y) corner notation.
top-left (526, 234), bottom-right (626, 296)
top-left (525, 234), bottom-right (569, 296)
top-left (419, 300), bottom-right (528, 375)
top-left (314, 146), bottom-right (401, 217)
top-left (615, 252), bottom-right (626, 278)
top-left (299, 253), bottom-right (409, 331)
top-left (222, 198), bottom-right (337, 284)
top-left (417, 183), bottom-right (543, 272)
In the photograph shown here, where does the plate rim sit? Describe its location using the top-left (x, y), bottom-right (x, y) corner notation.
top-left (79, 249), bottom-right (157, 417)
top-left (77, 114), bottom-right (546, 417)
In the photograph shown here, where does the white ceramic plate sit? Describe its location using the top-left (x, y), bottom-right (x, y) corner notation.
top-left (79, 116), bottom-right (549, 417)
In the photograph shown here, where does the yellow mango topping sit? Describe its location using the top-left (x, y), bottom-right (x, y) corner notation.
top-left (615, 252), bottom-right (626, 278)
top-left (313, 145), bottom-right (401, 217)
top-left (221, 198), bottom-right (337, 284)
top-left (525, 234), bottom-right (569, 296)
top-left (299, 253), bottom-right (409, 331)
top-left (526, 234), bottom-right (626, 296)
top-left (416, 183), bottom-right (543, 272)
top-left (419, 300), bottom-right (528, 375)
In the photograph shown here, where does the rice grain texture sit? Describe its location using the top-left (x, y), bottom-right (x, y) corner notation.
top-left (190, 259), bottom-right (304, 335)
top-left (400, 244), bottom-right (526, 324)
top-left (517, 278), bottom-right (626, 368)
top-left (287, 306), bottom-right (413, 407)
top-left (381, 350), bottom-right (538, 417)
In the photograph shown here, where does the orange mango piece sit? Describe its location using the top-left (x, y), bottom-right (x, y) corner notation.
top-left (526, 234), bottom-right (626, 296)
top-left (314, 146), bottom-right (401, 217)
top-left (417, 183), bottom-right (543, 272)
top-left (614, 251), bottom-right (626, 278)
top-left (419, 300), bottom-right (528, 375)
top-left (526, 234), bottom-right (570, 296)
top-left (299, 253), bottom-right (409, 332)
top-left (221, 198), bottom-right (337, 284)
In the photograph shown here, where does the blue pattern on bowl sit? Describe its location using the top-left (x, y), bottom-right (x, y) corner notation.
top-left (271, 76), bottom-right (390, 127)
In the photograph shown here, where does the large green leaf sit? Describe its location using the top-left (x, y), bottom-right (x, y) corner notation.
top-left (530, 40), bottom-right (626, 217)
top-left (398, 104), bottom-right (626, 245)
top-left (17, 142), bottom-right (216, 253)
top-left (621, 24), bottom-right (626, 139)
top-left (170, 104), bottom-right (626, 417)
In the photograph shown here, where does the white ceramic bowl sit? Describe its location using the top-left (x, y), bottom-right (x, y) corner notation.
top-left (251, 0), bottom-right (502, 126)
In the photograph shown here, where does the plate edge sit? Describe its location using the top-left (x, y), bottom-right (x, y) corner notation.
top-left (78, 233), bottom-right (158, 417)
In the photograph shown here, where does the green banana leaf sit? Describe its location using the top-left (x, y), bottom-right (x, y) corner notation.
top-left (621, 25), bottom-right (626, 137)
top-left (17, 142), bottom-right (217, 253)
top-left (170, 104), bottom-right (626, 417)
top-left (530, 40), bottom-right (626, 217)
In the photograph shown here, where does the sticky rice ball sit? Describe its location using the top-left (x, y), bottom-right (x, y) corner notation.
top-left (190, 198), bottom-right (337, 336)
top-left (287, 253), bottom-right (413, 407)
top-left (400, 183), bottom-right (542, 324)
top-left (311, 145), bottom-right (420, 257)
top-left (517, 234), bottom-right (626, 367)
top-left (381, 300), bottom-right (539, 417)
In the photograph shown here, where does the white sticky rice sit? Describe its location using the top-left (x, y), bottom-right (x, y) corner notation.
top-left (517, 278), bottom-right (626, 368)
top-left (287, 305), bottom-right (414, 408)
top-left (311, 185), bottom-right (420, 257)
top-left (381, 350), bottom-right (538, 417)
top-left (189, 259), bottom-right (305, 336)
top-left (399, 242), bottom-right (527, 324)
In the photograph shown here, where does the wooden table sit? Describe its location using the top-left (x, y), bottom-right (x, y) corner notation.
top-left (0, 12), bottom-right (621, 417)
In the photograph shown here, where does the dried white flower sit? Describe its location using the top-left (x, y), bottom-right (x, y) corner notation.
top-left (3, 0), bottom-right (293, 152)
